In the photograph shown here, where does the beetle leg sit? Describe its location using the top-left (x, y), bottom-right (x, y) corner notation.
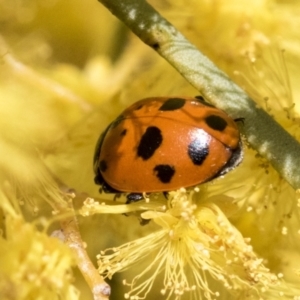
top-left (163, 191), bottom-right (169, 199)
top-left (125, 193), bottom-right (151, 225)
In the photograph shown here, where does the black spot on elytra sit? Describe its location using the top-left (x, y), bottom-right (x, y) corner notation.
top-left (188, 139), bottom-right (209, 165)
top-left (194, 95), bottom-right (215, 107)
top-left (99, 160), bottom-right (108, 172)
top-left (137, 126), bottom-right (163, 160)
top-left (159, 98), bottom-right (186, 111)
top-left (205, 115), bottom-right (228, 131)
top-left (120, 129), bottom-right (127, 136)
top-left (153, 164), bottom-right (175, 183)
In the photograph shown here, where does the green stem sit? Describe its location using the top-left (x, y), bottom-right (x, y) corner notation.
top-left (98, 0), bottom-right (300, 190)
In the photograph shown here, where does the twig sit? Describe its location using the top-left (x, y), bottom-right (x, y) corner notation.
top-left (60, 197), bottom-right (111, 300)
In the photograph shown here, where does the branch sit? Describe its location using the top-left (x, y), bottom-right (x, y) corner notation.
top-left (51, 179), bottom-right (111, 300)
top-left (98, 0), bottom-right (300, 190)
top-left (60, 198), bottom-right (111, 300)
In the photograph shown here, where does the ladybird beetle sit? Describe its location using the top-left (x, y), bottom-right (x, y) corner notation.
top-left (93, 96), bottom-right (243, 202)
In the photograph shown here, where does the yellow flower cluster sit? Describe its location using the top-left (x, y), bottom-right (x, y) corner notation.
top-left (1, 0), bottom-right (300, 299)
top-left (96, 189), bottom-right (280, 299)
top-left (0, 185), bottom-right (78, 300)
